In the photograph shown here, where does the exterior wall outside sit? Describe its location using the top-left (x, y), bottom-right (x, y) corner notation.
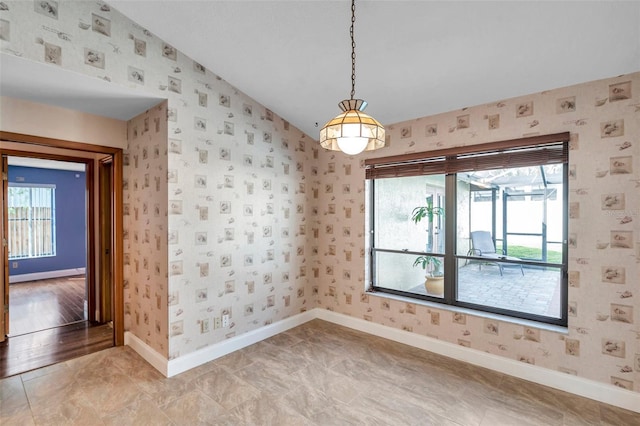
top-left (456, 178), bottom-right (471, 256)
top-left (318, 72), bottom-right (640, 393)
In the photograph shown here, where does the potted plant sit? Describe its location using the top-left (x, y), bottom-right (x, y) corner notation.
top-left (413, 255), bottom-right (444, 295)
top-left (411, 195), bottom-right (444, 253)
top-left (411, 195), bottom-right (445, 295)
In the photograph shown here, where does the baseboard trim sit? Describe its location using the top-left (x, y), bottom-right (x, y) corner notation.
top-left (315, 309), bottom-right (640, 414)
top-left (124, 307), bottom-right (639, 413)
top-left (9, 267), bottom-right (86, 283)
top-left (124, 331), bottom-right (168, 376)
top-left (125, 310), bottom-right (316, 378)
top-left (166, 310), bottom-right (316, 377)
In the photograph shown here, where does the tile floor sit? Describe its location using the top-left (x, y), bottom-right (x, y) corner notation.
top-left (1, 319), bottom-right (638, 425)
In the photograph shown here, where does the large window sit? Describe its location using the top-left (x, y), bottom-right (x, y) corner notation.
top-left (8, 184), bottom-right (56, 259)
top-left (367, 133), bottom-right (569, 326)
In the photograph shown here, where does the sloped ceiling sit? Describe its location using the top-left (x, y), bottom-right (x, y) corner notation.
top-left (107, 0), bottom-right (639, 139)
top-left (3, 1), bottom-right (638, 136)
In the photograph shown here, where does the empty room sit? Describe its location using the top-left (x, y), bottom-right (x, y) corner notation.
top-left (1, 1), bottom-right (639, 424)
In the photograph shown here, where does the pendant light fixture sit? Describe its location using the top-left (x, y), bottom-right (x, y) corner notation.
top-left (319, 0), bottom-right (385, 155)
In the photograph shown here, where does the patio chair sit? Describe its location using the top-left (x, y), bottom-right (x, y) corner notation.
top-left (469, 231), bottom-right (524, 276)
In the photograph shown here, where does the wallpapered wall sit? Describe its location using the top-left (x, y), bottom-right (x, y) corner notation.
top-left (316, 72), bottom-right (639, 393)
top-left (124, 104), bottom-right (169, 354)
top-left (0, 1), bottom-right (315, 358)
top-left (1, 1), bottom-right (638, 394)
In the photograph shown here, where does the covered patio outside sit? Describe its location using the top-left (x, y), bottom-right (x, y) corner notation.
top-left (371, 159), bottom-right (566, 323)
top-left (409, 264), bottom-right (561, 318)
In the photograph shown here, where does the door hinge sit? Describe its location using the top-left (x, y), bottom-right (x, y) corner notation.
top-left (2, 238), bottom-right (6, 247)
top-left (1, 172), bottom-right (7, 181)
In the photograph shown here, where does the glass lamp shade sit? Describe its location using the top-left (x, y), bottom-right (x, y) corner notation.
top-left (319, 99), bottom-right (385, 155)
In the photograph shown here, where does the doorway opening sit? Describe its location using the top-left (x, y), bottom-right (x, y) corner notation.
top-left (0, 132), bottom-right (124, 378)
top-left (7, 157), bottom-right (89, 337)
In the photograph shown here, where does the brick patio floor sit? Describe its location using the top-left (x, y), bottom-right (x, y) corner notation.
top-left (409, 263), bottom-right (562, 318)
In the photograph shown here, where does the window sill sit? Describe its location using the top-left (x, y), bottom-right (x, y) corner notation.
top-left (366, 290), bottom-right (569, 335)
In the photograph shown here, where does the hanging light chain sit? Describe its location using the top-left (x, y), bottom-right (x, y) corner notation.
top-left (319, 0), bottom-right (384, 154)
top-left (350, 0), bottom-right (356, 100)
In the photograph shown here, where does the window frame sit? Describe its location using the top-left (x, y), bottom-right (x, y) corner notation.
top-left (7, 183), bottom-right (57, 260)
top-left (366, 132), bottom-right (569, 326)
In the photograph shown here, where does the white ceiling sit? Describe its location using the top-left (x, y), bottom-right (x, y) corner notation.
top-left (107, 0), bottom-right (639, 138)
top-left (2, 1), bottom-right (638, 138)
top-left (0, 53), bottom-right (164, 121)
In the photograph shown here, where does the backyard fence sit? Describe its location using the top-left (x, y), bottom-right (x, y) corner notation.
top-left (8, 206), bottom-right (55, 259)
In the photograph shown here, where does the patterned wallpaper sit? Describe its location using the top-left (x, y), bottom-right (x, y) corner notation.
top-left (0, 1), bottom-right (315, 358)
top-left (1, 1), bottom-right (638, 394)
top-left (316, 72), bottom-right (639, 393)
top-left (124, 104), bottom-right (169, 354)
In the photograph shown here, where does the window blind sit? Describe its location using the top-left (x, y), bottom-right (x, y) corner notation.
top-left (365, 132), bottom-right (569, 180)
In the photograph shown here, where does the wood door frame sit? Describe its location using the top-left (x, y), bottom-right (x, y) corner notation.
top-left (0, 131), bottom-right (124, 346)
top-left (98, 157), bottom-right (113, 323)
top-left (1, 156), bottom-right (7, 342)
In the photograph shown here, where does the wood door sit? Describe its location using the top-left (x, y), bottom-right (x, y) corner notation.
top-left (1, 155), bottom-right (8, 341)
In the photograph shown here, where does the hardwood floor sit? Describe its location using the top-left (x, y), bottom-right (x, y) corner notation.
top-left (8, 275), bottom-right (86, 336)
top-left (0, 321), bottom-right (113, 378)
top-left (1, 275), bottom-right (113, 378)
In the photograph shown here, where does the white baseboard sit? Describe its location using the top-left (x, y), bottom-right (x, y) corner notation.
top-left (124, 331), bottom-right (169, 376)
top-left (315, 309), bottom-right (640, 414)
top-left (9, 267), bottom-right (86, 283)
top-left (125, 308), bottom-right (640, 413)
top-left (166, 310), bottom-right (316, 377)
top-left (124, 310), bottom-right (316, 378)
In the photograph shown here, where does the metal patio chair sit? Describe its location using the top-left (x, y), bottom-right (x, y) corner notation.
top-left (469, 231), bottom-right (524, 276)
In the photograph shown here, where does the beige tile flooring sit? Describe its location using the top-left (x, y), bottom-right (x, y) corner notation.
top-left (1, 319), bottom-right (638, 425)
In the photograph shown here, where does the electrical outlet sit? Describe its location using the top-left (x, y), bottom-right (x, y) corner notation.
top-left (200, 318), bottom-right (210, 334)
top-left (214, 317), bottom-right (221, 329)
top-left (222, 314), bottom-right (229, 328)
top-left (12, 262), bottom-right (18, 269)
